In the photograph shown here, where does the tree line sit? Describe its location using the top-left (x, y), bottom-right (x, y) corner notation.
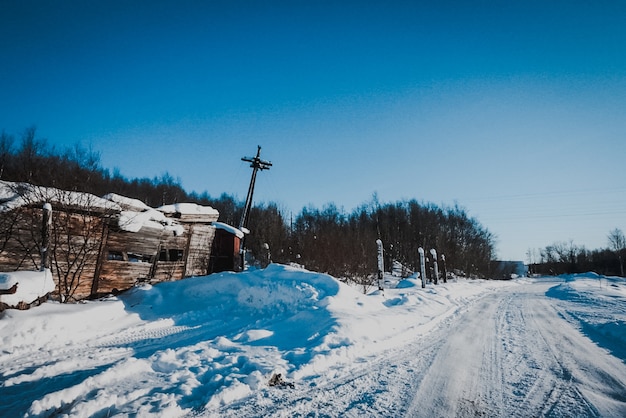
top-left (1, 127), bottom-right (189, 207)
top-left (1, 127), bottom-right (495, 285)
top-left (527, 228), bottom-right (626, 277)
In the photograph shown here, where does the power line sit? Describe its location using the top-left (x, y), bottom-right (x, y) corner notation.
top-left (474, 210), bottom-right (625, 224)
top-left (460, 186), bottom-right (626, 203)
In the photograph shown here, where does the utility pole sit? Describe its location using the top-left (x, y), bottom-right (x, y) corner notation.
top-left (239, 146), bottom-right (272, 231)
top-left (239, 146), bottom-right (272, 269)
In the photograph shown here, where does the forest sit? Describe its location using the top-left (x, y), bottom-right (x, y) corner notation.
top-left (527, 231), bottom-right (625, 278)
top-left (2, 128), bottom-right (623, 282)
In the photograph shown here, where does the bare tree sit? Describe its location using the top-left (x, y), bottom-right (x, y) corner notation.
top-left (48, 190), bottom-right (116, 302)
top-left (608, 228), bottom-right (625, 277)
top-left (15, 127), bottom-right (48, 184)
top-left (1, 182), bottom-right (116, 302)
top-left (0, 131), bottom-right (14, 179)
top-left (0, 183), bottom-right (45, 271)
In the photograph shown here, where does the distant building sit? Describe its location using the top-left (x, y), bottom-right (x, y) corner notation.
top-left (490, 260), bottom-right (528, 279)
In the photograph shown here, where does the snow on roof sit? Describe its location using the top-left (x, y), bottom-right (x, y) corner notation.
top-left (0, 181), bottom-right (120, 213)
top-left (118, 201), bottom-right (221, 233)
top-left (158, 202), bottom-right (219, 217)
top-left (0, 182), bottom-right (192, 235)
top-left (102, 193), bottom-right (151, 212)
top-left (0, 180), bottom-right (19, 201)
top-left (213, 221), bottom-right (244, 238)
top-left (100, 193), bottom-right (191, 234)
top-left (118, 209), bottom-right (185, 235)
top-left (0, 269), bottom-right (56, 306)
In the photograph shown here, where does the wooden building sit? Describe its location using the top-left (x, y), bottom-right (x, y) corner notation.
top-left (0, 181), bottom-right (242, 302)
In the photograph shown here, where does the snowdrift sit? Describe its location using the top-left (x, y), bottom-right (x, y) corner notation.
top-left (546, 273), bottom-right (626, 361)
top-left (0, 269), bottom-right (56, 307)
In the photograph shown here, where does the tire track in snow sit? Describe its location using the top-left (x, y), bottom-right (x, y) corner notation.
top-left (205, 281), bottom-right (626, 417)
top-left (204, 297), bottom-right (478, 418)
top-left (206, 334), bottom-right (446, 418)
top-left (496, 291), bottom-right (596, 417)
top-left (2, 320), bottom-right (199, 384)
top-left (406, 292), bottom-right (506, 417)
top-left (411, 282), bottom-right (626, 417)
top-left (527, 295), bottom-right (626, 417)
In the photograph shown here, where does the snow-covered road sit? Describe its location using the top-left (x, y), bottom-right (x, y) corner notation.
top-left (408, 281), bottom-right (626, 417)
top-left (212, 280), bottom-right (626, 417)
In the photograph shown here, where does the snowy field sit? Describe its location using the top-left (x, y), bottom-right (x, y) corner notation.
top-left (1, 265), bottom-right (625, 417)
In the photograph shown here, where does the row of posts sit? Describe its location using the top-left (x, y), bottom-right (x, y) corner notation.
top-left (377, 240), bottom-right (447, 289)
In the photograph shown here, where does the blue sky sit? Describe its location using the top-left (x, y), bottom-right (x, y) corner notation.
top-left (1, 0), bottom-right (625, 261)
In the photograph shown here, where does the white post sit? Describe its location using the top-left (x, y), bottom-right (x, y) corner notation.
top-left (263, 242), bottom-right (271, 266)
top-left (418, 247), bottom-right (426, 288)
top-left (441, 253), bottom-right (447, 283)
top-left (376, 239), bottom-right (384, 291)
top-left (430, 248), bottom-right (439, 285)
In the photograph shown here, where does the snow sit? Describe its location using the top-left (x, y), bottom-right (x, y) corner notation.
top-left (0, 269), bottom-right (56, 306)
top-left (158, 202), bottom-right (219, 217)
top-left (100, 194), bottom-right (189, 235)
top-left (0, 181), bottom-right (120, 213)
top-left (546, 273), bottom-right (626, 360)
top-left (212, 221), bottom-right (244, 238)
top-left (0, 183), bottom-right (197, 237)
top-left (102, 193), bottom-right (152, 212)
top-left (1, 267), bottom-right (625, 417)
top-left (118, 209), bottom-right (185, 236)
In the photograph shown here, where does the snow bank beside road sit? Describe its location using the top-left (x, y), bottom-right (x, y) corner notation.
top-left (546, 273), bottom-right (626, 361)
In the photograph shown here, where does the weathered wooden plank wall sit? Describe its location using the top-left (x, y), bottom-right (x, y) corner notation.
top-left (0, 207), bottom-right (42, 272)
top-left (184, 224), bottom-right (216, 277)
top-left (47, 210), bottom-right (104, 301)
top-left (1, 204), bottom-right (221, 302)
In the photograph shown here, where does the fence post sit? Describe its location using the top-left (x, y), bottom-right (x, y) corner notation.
top-left (418, 247), bottom-right (426, 288)
top-left (430, 249), bottom-right (439, 285)
top-left (376, 239), bottom-right (384, 291)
